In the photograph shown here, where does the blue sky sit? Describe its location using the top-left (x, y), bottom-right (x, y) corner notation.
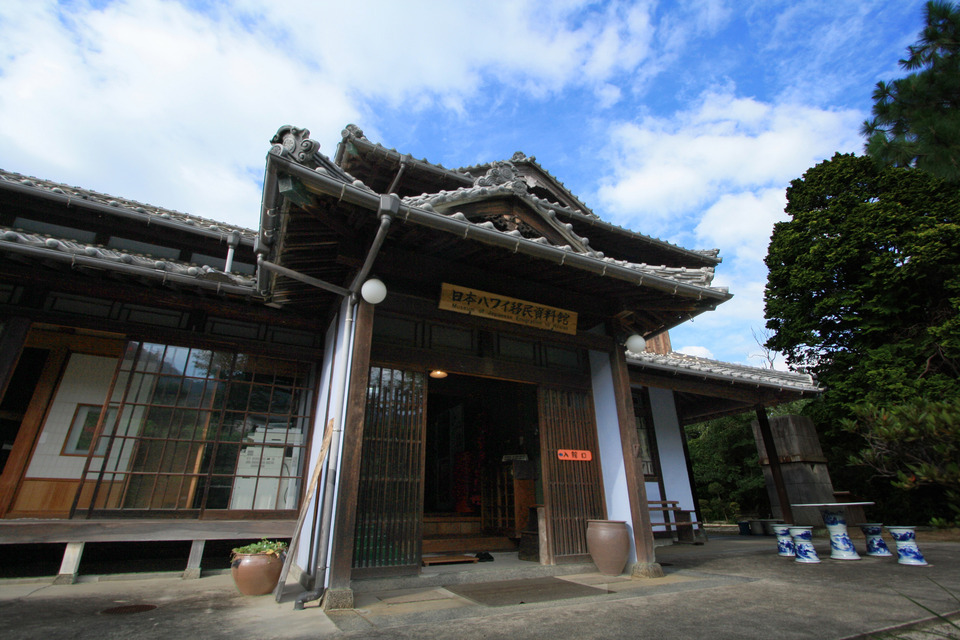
top-left (0, 0), bottom-right (930, 368)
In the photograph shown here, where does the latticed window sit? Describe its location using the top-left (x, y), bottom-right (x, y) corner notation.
top-left (82, 342), bottom-right (313, 516)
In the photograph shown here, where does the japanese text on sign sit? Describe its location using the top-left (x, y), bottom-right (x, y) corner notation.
top-left (557, 449), bottom-right (593, 461)
top-left (438, 283), bottom-right (578, 335)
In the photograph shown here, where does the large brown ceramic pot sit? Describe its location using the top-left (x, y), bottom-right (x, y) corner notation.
top-left (586, 519), bottom-right (630, 576)
top-left (231, 553), bottom-right (283, 595)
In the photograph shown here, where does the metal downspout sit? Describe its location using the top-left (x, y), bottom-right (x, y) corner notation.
top-left (292, 194), bottom-right (397, 610)
top-left (385, 157), bottom-right (409, 196)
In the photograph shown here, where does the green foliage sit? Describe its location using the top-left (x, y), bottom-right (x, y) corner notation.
top-left (230, 539), bottom-right (288, 558)
top-left (841, 398), bottom-right (960, 525)
top-left (765, 153), bottom-right (960, 409)
top-left (862, 1), bottom-right (960, 181)
top-left (765, 153), bottom-right (960, 524)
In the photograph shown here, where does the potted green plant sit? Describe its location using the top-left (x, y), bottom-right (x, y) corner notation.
top-left (230, 539), bottom-right (288, 596)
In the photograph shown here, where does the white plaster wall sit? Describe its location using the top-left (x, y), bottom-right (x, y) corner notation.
top-left (296, 309), bottom-right (342, 574)
top-left (588, 350), bottom-right (637, 564)
top-left (25, 353), bottom-right (117, 479)
top-left (648, 387), bottom-right (695, 511)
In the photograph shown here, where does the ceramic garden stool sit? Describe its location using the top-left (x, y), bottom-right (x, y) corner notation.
top-left (771, 523), bottom-right (795, 557)
top-left (887, 526), bottom-right (928, 566)
top-left (789, 526), bottom-right (820, 563)
top-left (859, 523), bottom-right (893, 557)
top-left (821, 508), bottom-right (860, 560)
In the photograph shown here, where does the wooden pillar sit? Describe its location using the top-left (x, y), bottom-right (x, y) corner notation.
top-left (609, 347), bottom-right (663, 578)
top-left (324, 300), bottom-right (375, 610)
top-left (755, 405), bottom-right (794, 524)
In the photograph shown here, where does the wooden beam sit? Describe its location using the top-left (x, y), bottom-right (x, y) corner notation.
top-left (373, 246), bottom-right (619, 325)
top-left (377, 292), bottom-right (615, 353)
top-left (372, 343), bottom-right (591, 390)
top-left (755, 406), bottom-right (793, 524)
top-left (0, 519), bottom-right (295, 544)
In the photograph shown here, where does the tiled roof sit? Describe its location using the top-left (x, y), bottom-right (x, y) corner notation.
top-left (0, 169), bottom-right (256, 242)
top-left (340, 126), bottom-right (721, 265)
top-left (0, 228), bottom-right (257, 293)
top-left (0, 168), bottom-right (258, 295)
top-left (403, 179), bottom-right (724, 291)
top-left (626, 350), bottom-right (820, 393)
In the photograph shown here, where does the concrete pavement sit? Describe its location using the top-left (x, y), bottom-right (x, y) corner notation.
top-left (1, 534), bottom-right (958, 639)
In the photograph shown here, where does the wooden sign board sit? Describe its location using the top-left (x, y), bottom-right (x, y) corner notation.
top-left (438, 283), bottom-right (578, 335)
top-left (557, 449), bottom-right (592, 461)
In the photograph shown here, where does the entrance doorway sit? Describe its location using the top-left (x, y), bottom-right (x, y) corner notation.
top-left (423, 374), bottom-right (540, 556)
top-left (352, 365), bottom-right (605, 575)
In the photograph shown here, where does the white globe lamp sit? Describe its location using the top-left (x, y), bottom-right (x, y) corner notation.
top-left (625, 334), bottom-right (646, 353)
top-left (360, 278), bottom-right (387, 305)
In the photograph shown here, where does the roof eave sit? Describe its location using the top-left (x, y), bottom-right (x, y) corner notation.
top-left (262, 153), bottom-right (733, 309)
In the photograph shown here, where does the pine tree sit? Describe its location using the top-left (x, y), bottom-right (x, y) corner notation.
top-left (861, 1), bottom-right (960, 180)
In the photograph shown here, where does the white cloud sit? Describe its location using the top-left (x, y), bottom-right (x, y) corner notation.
top-left (594, 90), bottom-right (863, 234)
top-left (0, 0), bottom-right (362, 227)
top-left (695, 187), bottom-right (786, 264)
top-left (0, 0), bottom-right (663, 228)
top-left (676, 345), bottom-right (714, 359)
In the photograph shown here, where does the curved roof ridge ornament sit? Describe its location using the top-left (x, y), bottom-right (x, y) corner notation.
top-left (474, 161), bottom-right (528, 196)
top-left (271, 125), bottom-right (321, 169)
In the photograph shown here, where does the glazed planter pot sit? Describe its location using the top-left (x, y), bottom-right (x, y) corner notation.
top-left (586, 520), bottom-right (630, 576)
top-left (887, 526), bottom-right (928, 566)
top-left (231, 553), bottom-right (284, 595)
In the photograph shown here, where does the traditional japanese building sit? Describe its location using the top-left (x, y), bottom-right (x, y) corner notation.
top-left (0, 125), bottom-right (818, 606)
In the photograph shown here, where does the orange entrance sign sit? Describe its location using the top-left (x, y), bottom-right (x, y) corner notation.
top-left (557, 449), bottom-right (592, 461)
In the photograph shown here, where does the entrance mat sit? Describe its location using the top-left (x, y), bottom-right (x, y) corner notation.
top-left (444, 577), bottom-right (607, 607)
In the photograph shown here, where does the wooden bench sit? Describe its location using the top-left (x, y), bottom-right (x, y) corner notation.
top-left (647, 501), bottom-right (703, 544)
top-left (0, 519), bottom-right (295, 584)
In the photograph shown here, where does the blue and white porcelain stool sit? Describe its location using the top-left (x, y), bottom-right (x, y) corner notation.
top-left (772, 524), bottom-right (795, 557)
top-left (789, 526), bottom-right (820, 563)
top-left (887, 526), bottom-right (928, 566)
top-left (859, 523), bottom-right (893, 557)
top-left (821, 508), bottom-right (860, 560)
